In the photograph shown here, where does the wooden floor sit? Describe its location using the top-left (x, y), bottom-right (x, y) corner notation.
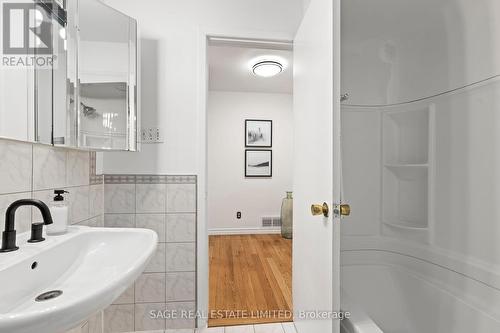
top-left (209, 234), bottom-right (293, 327)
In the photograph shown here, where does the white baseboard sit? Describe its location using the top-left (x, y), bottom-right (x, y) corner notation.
top-left (208, 227), bottom-right (281, 235)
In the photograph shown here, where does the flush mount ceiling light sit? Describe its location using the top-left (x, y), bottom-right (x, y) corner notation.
top-left (252, 60), bottom-right (283, 77)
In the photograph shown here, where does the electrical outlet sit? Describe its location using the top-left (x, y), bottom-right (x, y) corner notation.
top-left (141, 127), bottom-right (164, 143)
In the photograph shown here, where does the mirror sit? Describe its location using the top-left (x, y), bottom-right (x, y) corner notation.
top-left (0, 59), bottom-right (35, 142)
top-left (0, 0), bottom-right (67, 144)
top-left (0, 0), bottom-right (138, 151)
top-left (77, 0), bottom-right (138, 151)
top-left (38, 0), bottom-right (68, 145)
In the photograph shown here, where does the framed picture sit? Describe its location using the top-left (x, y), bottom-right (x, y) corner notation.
top-left (245, 119), bottom-right (272, 147)
top-left (245, 149), bottom-right (272, 177)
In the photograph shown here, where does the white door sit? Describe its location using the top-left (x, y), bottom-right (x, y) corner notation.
top-left (293, 0), bottom-right (341, 332)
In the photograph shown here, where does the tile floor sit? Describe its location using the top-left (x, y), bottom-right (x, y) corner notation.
top-left (129, 322), bottom-right (297, 333)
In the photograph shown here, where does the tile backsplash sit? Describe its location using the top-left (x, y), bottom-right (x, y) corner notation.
top-left (0, 138), bottom-right (198, 333)
top-left (0, 139), bottom-right (105, 333)
top-left (103, 174), bottom-right (197, 332)
top-left (0, 139), bottom-right (104, 234)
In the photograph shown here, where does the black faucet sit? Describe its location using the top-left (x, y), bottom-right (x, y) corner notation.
top-left (0, 199), bottom-right (53, 253)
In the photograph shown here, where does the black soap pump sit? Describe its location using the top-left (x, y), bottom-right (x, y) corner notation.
top-left (47, 190), bottom-right (69, 235)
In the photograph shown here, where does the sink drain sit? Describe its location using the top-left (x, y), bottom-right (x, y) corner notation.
top-left (35, 290), bottom-right (63, 302)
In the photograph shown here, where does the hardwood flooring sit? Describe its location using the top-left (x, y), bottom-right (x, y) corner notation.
top-left (209, 234), bottom-right (293, 327)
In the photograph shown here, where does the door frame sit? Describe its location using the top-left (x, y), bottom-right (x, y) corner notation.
top-left (333, 0), bottom-right (342, 328)
top-left (196, 27), bottom-right (294, 328)
top-left (196, 4), bottom-right (341, 326)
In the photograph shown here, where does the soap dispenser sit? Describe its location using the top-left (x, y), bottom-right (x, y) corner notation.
top-left (47, 190), bottom-right (69, 235)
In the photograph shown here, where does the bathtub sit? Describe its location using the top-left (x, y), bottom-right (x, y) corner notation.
top-left (340, 250), bottom-right (500, 333)
top-left (340, 291), bottom-right (383, 333)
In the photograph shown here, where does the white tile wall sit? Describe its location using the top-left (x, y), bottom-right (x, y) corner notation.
top-left (0, 141), bottom-right (202, 333)
top-left (90, 184), bottom-right (104, 217)
top-left (79, 215), bottom-right (104, 228)
top-left (0, 140), bottom-right (105, 333)
top-left (164, 301), bottom-right (196, 329)
top-left (136, 184), bottom-right (167, 213)
top-left (104, 175), bottom-right (197, 332)
top-left (166, 184), bottom-right (197, 213)
top-left (114, 285), bottom-right (135, 305)
top-left (0, 140), bottom-right (103, 231)
top-left (70, 186), bottom-right (91, 222)
top-left (135, 303), bottom-right (167, 331)
top-left (87, 311), bottom-right (103, 333)
top-left (105, 214), bottom-right (136, 228)
top-left (137, 214), bottom-right (166, 242)
top-left (135, 273), bottom-right (167, 303)
top-left (66, 150), bottom-right (90, 187)
top-left (145, 243), bottom-right (167, 273)
top-left (104, 184), bottom-right (136, 213)
top-left (0, 140), bottom-right (32, 194)
top-left (165, 243), bottom-right (196, 272)
top-left (166, 272), bottom-right (196, 302)
top-left (104, 304), bottom-right (135, 333)
top-left (33, 144), bottom-right (67, 190)
top-left (166, 214), bottom-right (196, 242)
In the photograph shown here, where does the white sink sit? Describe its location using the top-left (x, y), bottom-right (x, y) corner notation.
top-left (0, 226), bottom-right (158, 333)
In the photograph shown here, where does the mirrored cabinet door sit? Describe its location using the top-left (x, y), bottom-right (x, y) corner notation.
top-left (77, 0), bottom-right (138, 151)
top-left (0, 1), bottom-right (43, 143)
top-left (52, 0), bottom-right (75, 146)
top-left (0, 64), bottom-right (35, 143)
top-left (0, 0), bottom-right (138, 151)
top-left (0, 0), bottom-right (73, 146)
top-left (37, 0), bottom-right (68, 145)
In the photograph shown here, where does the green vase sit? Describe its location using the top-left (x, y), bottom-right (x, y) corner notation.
top-left (281, 191), bottom-right (293, 239)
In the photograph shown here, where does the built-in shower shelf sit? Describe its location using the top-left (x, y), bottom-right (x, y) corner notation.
top-left (381, 106), bottom-right (434, 243)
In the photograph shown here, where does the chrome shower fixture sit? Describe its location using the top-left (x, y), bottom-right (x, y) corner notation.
top-left (80, 102), bottom-right (98, 119)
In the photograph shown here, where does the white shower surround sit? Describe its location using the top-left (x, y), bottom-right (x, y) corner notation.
top-left (341, 0), bottom-right (500, 331)
top-left (341, 248), bottom-right (500, 332)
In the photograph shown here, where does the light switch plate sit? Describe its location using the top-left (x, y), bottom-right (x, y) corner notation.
top-left (141, 127), bottom-right (164, 143)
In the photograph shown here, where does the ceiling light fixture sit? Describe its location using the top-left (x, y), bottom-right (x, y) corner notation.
top-left (252, 60), bottom-right (283, 77)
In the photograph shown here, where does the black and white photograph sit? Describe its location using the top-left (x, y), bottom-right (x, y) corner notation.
top-left (245, 149), bottom-right (272, 177)
top-left (245, 119), bottom-right (273, 147)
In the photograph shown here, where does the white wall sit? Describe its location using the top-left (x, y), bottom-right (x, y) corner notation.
top-left (341, 0), bottom-right (500, 105)
top-left (101, 0), bottom-right (304, 174)
top-left (207, 91), bottom-right (293, 233)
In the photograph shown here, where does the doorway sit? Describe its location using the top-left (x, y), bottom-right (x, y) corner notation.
top-left (206, 37), bottom-right (294, 327)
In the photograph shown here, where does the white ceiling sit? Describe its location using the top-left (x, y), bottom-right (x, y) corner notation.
top-left (208, 44), bottom-right (293, 94)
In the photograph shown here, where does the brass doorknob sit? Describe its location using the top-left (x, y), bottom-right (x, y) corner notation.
top-left (334, 204), bottom-right (351, 217)
top-left (340, 204), bottom-right (351, 216)
top-left (311, 202), bottom-right (329, 217)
